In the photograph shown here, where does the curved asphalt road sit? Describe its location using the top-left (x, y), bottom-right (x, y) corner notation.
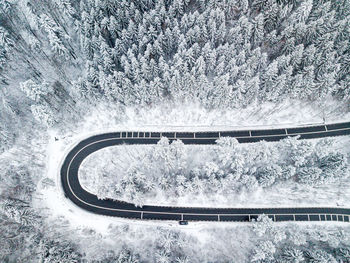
top-left (61, 122), bottom-right (350, 223)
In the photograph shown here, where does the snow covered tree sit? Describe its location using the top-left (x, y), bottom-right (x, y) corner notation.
top-left (256, 165), bottom-right (282, 187)
top-left (281, 248), bottom-right (305, 263)
top-left (305, 249), bottom-right (337, 263)
top-left (253, 214), bottom-right (274, 236)
top-left (54, 0), bottom-right (75, 18)
top-left (31, 103), bottom-right (57, 127)
top-left (20, 80), bottom-right (52, 102)
top-left (251, 14), bottom-right (264, 47)
top-left (0, 26), bottom-right (13, 57)
top-left (1, 198), bottom-right (39, 227)
top-left (38, 239), bottom-right (81, 263)
top-left (39, 14), bottom-right (70, 57)
top-left (115, 250), bottom-right (139, 263)
top-left (251, 241), bottom-right (276, 262)
top-left (297, 167), bottom-right (322, 186)
top-left (2, 0), bottom-right (350, 260)
top-left (156, 250), bottom-right (170, 263)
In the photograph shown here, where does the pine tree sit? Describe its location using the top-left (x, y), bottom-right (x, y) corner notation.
top-left (305, 250), bottom-right (337, 263)
top-left (256, 165), bottom-right (282, 187)
top-left (0, 26), bottom-right (13, 50)
top-left (20, 80), bottom-right (53, 102)
top-left (261, 60), bottom-right (278, 101)
top-left (39, 14), bottom-right (69, 57)
top-left (281, 248), bottom-right (304, 263)
top-left (151, 77), bottom-right (163, 97)
top-left (39, 239), bottom-right (81, 263)
top-left (251, 241), bottom-right (276, 262)
top-left (297, 167), bottom-right (322, 185)
top-left (295, 0), bottom-right (313, 23)
top-left (251, 13), bottom-right (264, 47)
top-left (194, 55), bottom-right (206, 77)
top-left (31, 103), bottom-right (56, 127)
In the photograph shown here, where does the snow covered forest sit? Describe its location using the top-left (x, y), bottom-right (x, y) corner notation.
top-left (1, 0), bottom-right (350, 262)
top-left (80, 136), bottom-right (350, 207)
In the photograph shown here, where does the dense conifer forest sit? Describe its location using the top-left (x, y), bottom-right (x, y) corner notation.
top-left (0, 0), bottom-right (350, 262)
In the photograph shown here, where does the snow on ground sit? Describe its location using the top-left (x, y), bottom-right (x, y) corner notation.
top-left (58, 99), bottom-right (350, 139)
top-left (36, 100), bottom-right (350, 234)
top-left (34, 128), bottom-right (350, 263)
top-left (79, 135), bottom-right (350, 209)
top-left (34, 132), bottom-right (248, 233)
top-left (118, 98), bottom-right (349, 131)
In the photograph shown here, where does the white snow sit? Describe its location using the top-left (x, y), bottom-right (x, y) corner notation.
top-left (56, 99), bottom-right (350, 138)
top-left (34, 100), bottom-right (350, 235)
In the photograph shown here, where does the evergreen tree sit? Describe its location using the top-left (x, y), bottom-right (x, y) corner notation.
top-left (281, 248), bottom-right (305, 263)
top-left (20, 80), bottom-right (52, 102)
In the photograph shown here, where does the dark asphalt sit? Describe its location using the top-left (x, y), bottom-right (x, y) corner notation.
top-left (61, 122), bottom-right (350, 222)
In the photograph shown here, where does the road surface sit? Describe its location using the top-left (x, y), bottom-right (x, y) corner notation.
top-left (61, 122), bottom-right (350, 223)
